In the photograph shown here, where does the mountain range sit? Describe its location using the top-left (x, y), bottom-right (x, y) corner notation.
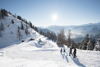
top-left (45, 22), bottom-right (100, 42)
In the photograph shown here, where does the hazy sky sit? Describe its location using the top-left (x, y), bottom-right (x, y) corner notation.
top-left (0, 0), bottom-right (100, 27)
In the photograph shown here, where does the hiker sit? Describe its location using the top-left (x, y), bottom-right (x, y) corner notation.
top-left (69, 46), bottom-right (72, 56)
top-left (60, 48), bottom-right (62, 53)
top-left (73, 48), bottom-right (77, 58)
top-left (63, 48), bottom-right (65, 52)
top-left (63, 48), bottom-right (66, 53)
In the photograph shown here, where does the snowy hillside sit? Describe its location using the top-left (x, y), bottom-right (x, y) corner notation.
top-left (0, 13), bottom-right (40, 48)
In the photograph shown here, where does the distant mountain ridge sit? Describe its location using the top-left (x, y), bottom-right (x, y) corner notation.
top-left (37, 27), bottom-right (54, 33)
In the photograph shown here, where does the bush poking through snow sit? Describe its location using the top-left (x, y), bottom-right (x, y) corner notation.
top-left (11, 19), bottom-right (14, 24)
top-left (29, 38), bottom-right (34, 41)
top-left (21, 40), bottom-right (24, 42)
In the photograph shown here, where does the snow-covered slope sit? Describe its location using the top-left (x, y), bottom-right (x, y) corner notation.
top-left (0, 14), bottom-right (40, 48)
top-left (0, 41), bottom-right (100, 67)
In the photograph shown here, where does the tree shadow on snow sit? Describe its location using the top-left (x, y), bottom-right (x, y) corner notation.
top-left (70, 56), bottom-right (86, 67)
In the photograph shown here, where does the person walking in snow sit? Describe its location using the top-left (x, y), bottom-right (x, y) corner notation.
top-left (63, 48), bottom-right (66, 54)
top-left (60, 48), bottom-right (62, 53)
top-left (69, 47), bottom-right (72, 56)
top-left (64, 48), bottom-right (65, 52)
top-left (73, 48), bottom-right (77, 58)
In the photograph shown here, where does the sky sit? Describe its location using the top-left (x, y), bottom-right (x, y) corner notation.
top-left (0, 0), bottom-right (100, 27)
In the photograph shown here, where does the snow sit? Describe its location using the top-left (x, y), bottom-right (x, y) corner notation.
top-left (0, 13), bottom-right (100, 67)
top-left (0, 39), bottom-right (100, 67)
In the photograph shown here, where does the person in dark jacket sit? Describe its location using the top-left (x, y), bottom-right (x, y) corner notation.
top-left (69, 47), bottom-right (72, 56)
top-left (73, 48), bottom-right (77, 58)
top-left (63, 48), bottom-right (65, 52)
top-left (60, 48), bottom-right (62, 53)
top-left (63, 48), bottom-right (66, 55)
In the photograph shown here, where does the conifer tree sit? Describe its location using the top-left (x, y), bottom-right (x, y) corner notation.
top-left (17, 26), bottom-right (22, 40)
top-left (87, 37), bottom-right (94, 50)
top-left (0, 23), bottom-right (4, 31)
top-left (57, 29), bottom-right (65, 47)
top-left (29, 21), bottom-right (32, 28)
top-left (82, 34), bottom-right (89, 50)
top-left (67, 30), bottom-right (72, 47)
top-left (34, 27), bottom-right (38, 32)
top-left (92, 38), bottom-right (95, 49)
top-left (94, 36), bottom-right (100, 51)
top-left (17, 16), bottom-right (21, 20)
top-left (11, 19), bottom-right (14, 24)
top-left (21, 22), bottom-right (24, 30)
top-left (0, 22), bottom-right (4, 37)
top-left (25, 25), bottom-right (28, 35)
top-left (32, 25), bottom-right (35, 29)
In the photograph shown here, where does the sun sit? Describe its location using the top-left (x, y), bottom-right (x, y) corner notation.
top-left (52, 14), bottom-right (57, 21)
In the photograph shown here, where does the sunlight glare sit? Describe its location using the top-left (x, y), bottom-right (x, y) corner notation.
top-left (52, 14), bottom-right (57, 21)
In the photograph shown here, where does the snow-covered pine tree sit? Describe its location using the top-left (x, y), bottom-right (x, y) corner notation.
top-left (34, 27), bottom-right (38, 32)
top-left (21, 22), bottom-right (24, 30)
top-left (25, 25), bottom-right (28, 35)
top-left (0, 22), bottom-right (4, 37)
top-left (57, 29), bottom-right (65, 47)
top-left (87, 37), bottom-right (94, 50)
top-left (82, 34), bottom-right (89, 50)
top-left (94, 36), bottom-right (100, 51)
top-left (17, 26), bottom-right (22, 40)
top-left (29, 21), bottom-right (32, 28)
top-left (1, 9), bottom-right (8, 19)
top-left (92, 38), bottom-right (95, 49)
top-left (0, 22), bottom-right (4, 31)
